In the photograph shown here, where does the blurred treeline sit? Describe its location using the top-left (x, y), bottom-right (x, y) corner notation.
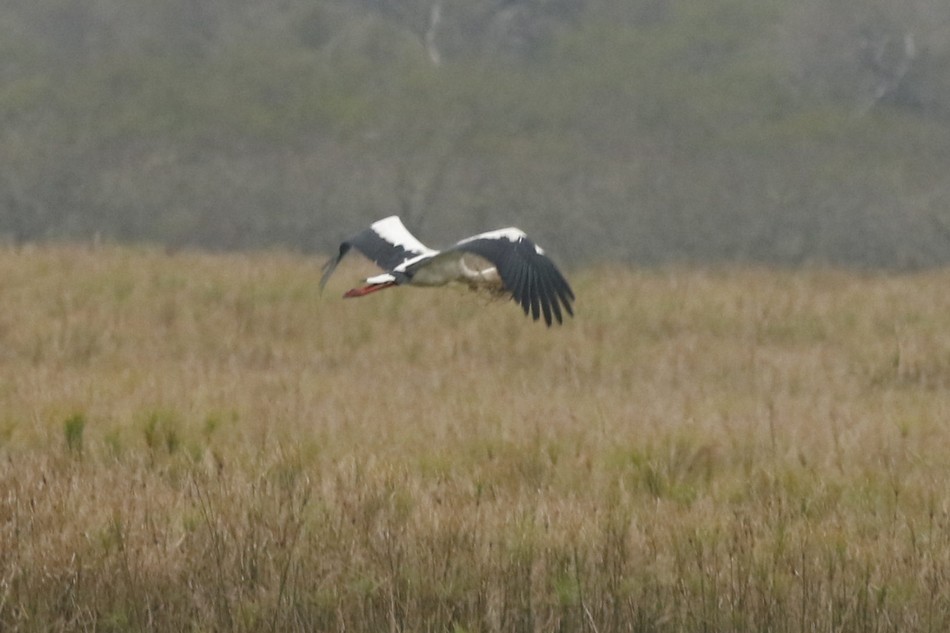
top-left (2, 0), bottom-right (950, 267)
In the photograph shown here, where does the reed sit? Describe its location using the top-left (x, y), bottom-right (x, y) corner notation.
top-left (1, 245), bottom-right (949, 631)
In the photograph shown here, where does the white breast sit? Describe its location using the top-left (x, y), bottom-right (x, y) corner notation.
top-left (407, 253), bottom-right (500, 287)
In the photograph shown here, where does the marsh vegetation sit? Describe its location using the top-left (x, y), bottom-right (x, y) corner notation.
top-left (1, 246), bottom-right (949, 631)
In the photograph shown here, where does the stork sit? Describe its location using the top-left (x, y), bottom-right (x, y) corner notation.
top-left (320, 216), bottom-right (574, 326)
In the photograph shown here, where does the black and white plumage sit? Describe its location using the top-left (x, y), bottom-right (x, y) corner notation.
top-left (320, 216), bottom-right (574, 326)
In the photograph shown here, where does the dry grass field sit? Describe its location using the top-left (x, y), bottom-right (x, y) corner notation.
top-left (1, 244), bottom-right (950, 632)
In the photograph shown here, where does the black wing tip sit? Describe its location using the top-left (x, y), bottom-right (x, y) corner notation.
top-left (539, 258), bottom-right (574, 326)
top-left (318, 259), bottom-right (336, 291)
top-left (319, 242), bottom-right (351, 291)
top-left (520, 284), bottom-right (574, 326)
top-left (556, 279), bottom-right (575, 320)
top-left (512, 261), bottom-right (574, 327)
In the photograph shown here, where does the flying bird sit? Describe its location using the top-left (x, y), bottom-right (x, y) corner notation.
top-left (320, 216), bottom-right (574, 326)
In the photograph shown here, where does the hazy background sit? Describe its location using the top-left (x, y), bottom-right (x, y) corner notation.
top-left (2, 0), bottom-right (950, 268)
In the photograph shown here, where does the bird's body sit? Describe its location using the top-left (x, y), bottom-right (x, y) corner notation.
top-left (321, 216), bottom-right (574, 326)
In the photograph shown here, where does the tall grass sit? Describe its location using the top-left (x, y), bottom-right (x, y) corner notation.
top-left (1, 244), bottom-right (949, 631)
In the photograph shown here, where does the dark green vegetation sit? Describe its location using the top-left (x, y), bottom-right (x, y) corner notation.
top-left (2, 246), bottom-right (950, 631)
top-left (2, 0), bottom-right (950, 267)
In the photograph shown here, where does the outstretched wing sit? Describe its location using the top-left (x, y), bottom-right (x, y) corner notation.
top-left (320, 216), bottom-right (437, 289)
top-left (451, 228), bottom-right (574, 326)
